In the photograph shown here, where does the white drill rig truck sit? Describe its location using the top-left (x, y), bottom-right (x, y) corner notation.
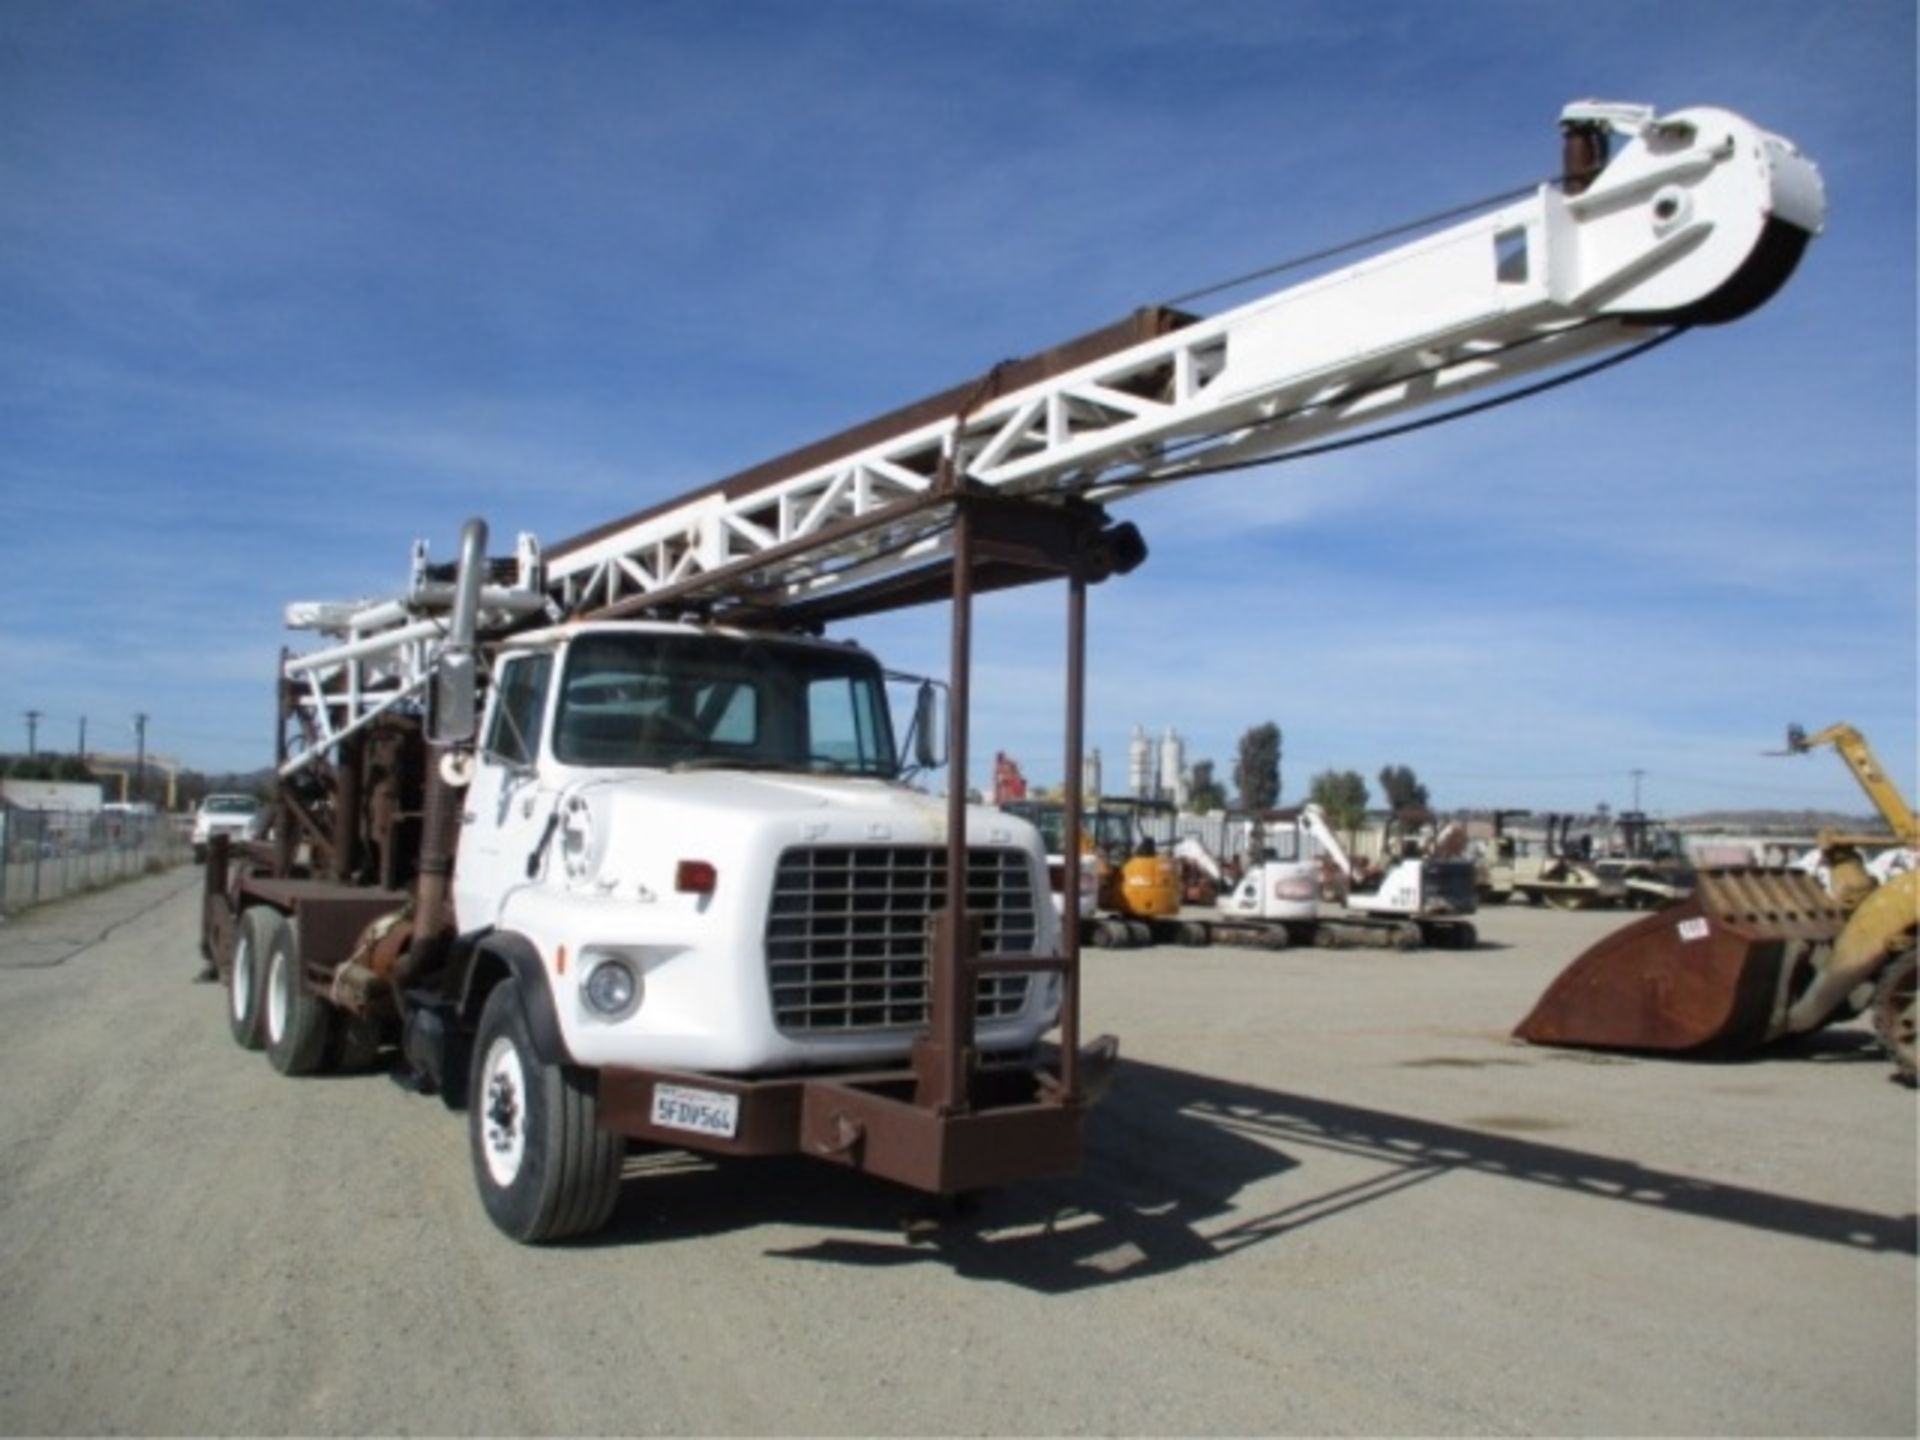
top-left (201, 100), bottom-right (1823, 1242)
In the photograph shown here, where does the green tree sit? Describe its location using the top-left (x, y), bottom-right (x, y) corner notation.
top-left (1310, 768), bottom-right (1369, 834)
top-left (1234, 722), bottom-right (1282, 811)
top-left (0, 754), bottom-right (94, 783)
top-left (1377, 764), bottom-right (1430, 817)
top-left (1187, 759), bottom-right (1228, 812)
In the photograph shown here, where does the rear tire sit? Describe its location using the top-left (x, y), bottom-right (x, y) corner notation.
top-left (1871, 945), bottom-right (1917, 1082)
top-left (264, 917), bottom-right (331, 1076)
top-left (227, 907), bottom-right (279, 1052)
top-left (469, 982), bottom-right (624, 1243)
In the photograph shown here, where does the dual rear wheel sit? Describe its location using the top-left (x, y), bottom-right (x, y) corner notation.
top-left (220, 919), bottom-right (631, 1243)
top-left (223, 907), bottom-right (329, 1073)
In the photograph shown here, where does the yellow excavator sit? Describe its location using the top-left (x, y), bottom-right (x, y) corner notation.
top-left (1516, 723), bottom-right (1917, 1079)
top-left (1003, 797), bottom-right (1187, 948)
top-left (1076, 798), bottom-right (1189, 947)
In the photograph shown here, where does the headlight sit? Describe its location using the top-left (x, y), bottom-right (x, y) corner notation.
top-left (580, 950), bottom-right (642, 1020)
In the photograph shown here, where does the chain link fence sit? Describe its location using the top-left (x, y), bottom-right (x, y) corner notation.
top-left (0, 808), bottom-right (192, 916)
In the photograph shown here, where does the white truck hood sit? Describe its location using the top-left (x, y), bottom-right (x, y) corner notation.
top-left (549, 767), bottom-right (1043, 904)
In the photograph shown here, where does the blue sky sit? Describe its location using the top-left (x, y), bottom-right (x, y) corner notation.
top-left (3, 1), bottom-right (1913, 817)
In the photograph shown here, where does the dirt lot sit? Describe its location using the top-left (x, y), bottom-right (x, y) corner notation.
top-left (1, 870), bottom-right (1913, 1435)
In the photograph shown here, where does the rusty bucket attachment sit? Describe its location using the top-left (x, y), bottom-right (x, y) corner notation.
top-left (1515, 868), bottom-right (1849, 1055)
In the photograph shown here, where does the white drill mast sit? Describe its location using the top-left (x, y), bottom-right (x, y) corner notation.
top-left (279, 101), bottom-right (1823, 773)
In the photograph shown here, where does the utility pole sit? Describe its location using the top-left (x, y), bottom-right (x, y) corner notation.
top-left (24, 709), bottom-right (41, 758)
top-left (134, 713), bottom-right (149, 807)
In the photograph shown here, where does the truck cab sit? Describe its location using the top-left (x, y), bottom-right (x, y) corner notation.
top-left (452, 621), bottom-right (1063, 1075)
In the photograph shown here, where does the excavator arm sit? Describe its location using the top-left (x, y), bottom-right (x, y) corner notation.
top-left (1298, 804), bottom-right (1357, 881)
top-left (1172, 834), bottom-right (1225, 886)
top-left (1785, 723), bottom-right (1919, 844)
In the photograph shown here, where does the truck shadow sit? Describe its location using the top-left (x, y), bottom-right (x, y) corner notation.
top-left (589, 1055), bottom-right (1917, 1290)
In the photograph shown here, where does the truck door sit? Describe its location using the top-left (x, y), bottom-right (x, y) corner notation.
top-left (453, 651), bottom-right (555, 931)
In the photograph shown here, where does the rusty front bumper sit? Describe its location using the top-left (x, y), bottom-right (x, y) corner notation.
top-left (597, 1035), bottom-right (1119, 1194)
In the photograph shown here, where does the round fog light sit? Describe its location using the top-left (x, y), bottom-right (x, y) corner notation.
top-left (582, 958), bottom-right (640, 1018)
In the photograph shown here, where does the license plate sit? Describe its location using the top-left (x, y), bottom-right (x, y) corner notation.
top-left (650, 1083), bottom-right (740, 1138)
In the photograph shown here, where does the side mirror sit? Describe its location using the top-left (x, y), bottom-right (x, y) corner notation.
top-left (912, 680), bottom-right (946, 771)
top-left (428, 517), bottom-right (488, 748)
top-left (429, 648), bottom-right (478, 746)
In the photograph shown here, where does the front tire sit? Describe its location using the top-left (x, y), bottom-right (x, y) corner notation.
top-left (469, 982), bottom-right (624, 1243)
top-left (264, 917), bottom-right (331, 1076)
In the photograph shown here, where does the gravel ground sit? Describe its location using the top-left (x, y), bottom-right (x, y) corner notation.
top-left (0, 869), bottom-right (1913, 1435)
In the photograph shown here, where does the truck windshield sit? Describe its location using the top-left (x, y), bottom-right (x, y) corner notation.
top-left (552, 631), bottom-right (899, 776)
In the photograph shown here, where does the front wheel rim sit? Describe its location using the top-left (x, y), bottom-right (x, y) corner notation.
top-left (480, 1037), bottom-right (528, 1188)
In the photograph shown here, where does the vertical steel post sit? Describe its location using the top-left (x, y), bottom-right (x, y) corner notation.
top-left (331, 732), bottom-right (363, 883)
top-left (133, 712), bottom-right (148, 808)
top-left (274, 654), bottom-right (296, 880)
top-left (921, 494), bottom-right (976, 1114)
top-left (1058, 563), bottom-right (1087, 1098)
top-left (206, 834), bottom-right (229, 931)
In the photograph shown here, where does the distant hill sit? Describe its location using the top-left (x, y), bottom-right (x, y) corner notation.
top-left (1449, 806), bottom-right (1896, 838)
top-left (1671, 809), bottom-right (1895, 836)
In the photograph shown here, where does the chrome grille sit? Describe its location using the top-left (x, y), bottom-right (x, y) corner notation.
top-left (766, 846), bottom-right (1039, 1035)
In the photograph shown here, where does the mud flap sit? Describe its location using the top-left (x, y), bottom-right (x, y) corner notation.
top-left (1514, 869), bottom-right (1848, 1055)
